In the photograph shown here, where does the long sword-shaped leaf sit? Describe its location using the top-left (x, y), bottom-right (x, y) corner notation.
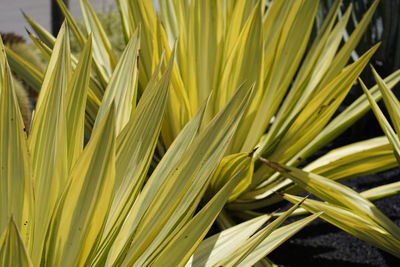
top-left (287, 69), bottom-right (400, 170)
top-left (269, 45), bottom-right (378, 164)
top-left (92, 29), bottom-right (140, 135)
top-left (92, 93), bottom-right (207, 266)
top-left (93, 57), bottom-right (173, 265)
top-left (244, 0), bottom-right (318, 151)
top-left (45, 105), bottom-right (116, 267)
top-left (303, 136), bottom-right (397, 179)
top-left (116, 0), bottom-right (133, 42)
top-left (150, 168), bottom-right (249, 267)
top-left (5, 47), bottom-right (43, 92)
top-left (108, 85), bottom-right (252, 265)
top-left (124, 0), bottom-right (162, 86)
top-left (80, 0), bottom-right (117, 75)
top-left (0, 40), bottom-right (33, 244)
top-left (319, 0), bottom-right (379, 88)
top-left (233, 136), bottom-right (396, 210)
top-left (0, 219), bottom-right (33, 267)
top-left (186, 214), bottom-right (271, 267)
top-left (65, 36), bottom-right (92, 169)
top-left (360, 78), bottom-right (400, 162)
top-left (177, 0), bottom-right (223, 113)
top-left (256, 4), bottom-right (351, 156)
top-left (23, 12), bottom-right (56, 48)
top-left (283, 194), bottom-right (400, 257)
top-left (187, 212), bottom-right (318, 267)
top-left (108, 55), bottom-right (172, 221)
top-left (361, 181), bottom-right (400, 201)
top-left (28, 23), bottom-right (71, 265)
top-left (55, 0), bottom-right (85, 46)
top-left (253, 44), bottom-right (379, 185)
top-left (220, 2), bottom-right (263, 153)
top-left (216, 199), bottom-right (305, 266)
top-left (237, 213), bottom-right (321, 267)
top-left (49, 0), bottom-right (111, 89)
top-left (261, 158), bottom-right (400, 241)
top-left (27, 30), bottom-right (103, 107)
top-left (371, 67), bottom-right (400, 134)
top-left (266, 179), bottom-right (400, 219)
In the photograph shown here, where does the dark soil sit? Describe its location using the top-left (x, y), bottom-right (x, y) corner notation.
top-left (269, 168), bottom-right (400, 267)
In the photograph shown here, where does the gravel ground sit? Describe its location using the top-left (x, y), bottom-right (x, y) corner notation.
top-left (269, 168), bottom-right (400, 267)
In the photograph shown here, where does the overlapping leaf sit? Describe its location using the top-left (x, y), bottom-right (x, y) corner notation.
top-left (27, 24), bottom-right (70, 265)
top-left (236, 136), bottom-right (397, 208)
top-left (3, 0), bottom-right (400, 265)
top-left (283, 194), bottom-right (400, 257)
top-left (361, 68), bottom-right (400, 162)
top-left (0, 219), bottom-right (32, 267)
top-left (92, 28), bottom-right (140, 135)
top-left (44, 105), bottom-right (116, 267)
top-left (106, 84), bottom-right (253, 266)
top-left (0, 37), bottom-right (32, 244)
top-left (261, 158), bottom-right (400, 242)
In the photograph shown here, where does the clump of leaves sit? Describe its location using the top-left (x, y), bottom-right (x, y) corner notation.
top-left (0, 23), bottom-right (320, 266)
top-left (5, 0), bottom-right (400, 261)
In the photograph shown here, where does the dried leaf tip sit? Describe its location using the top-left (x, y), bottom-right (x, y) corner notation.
top-left (248, 147), bottom-right (258, 157)
top-left (259, 157), bottom-right (290, 173)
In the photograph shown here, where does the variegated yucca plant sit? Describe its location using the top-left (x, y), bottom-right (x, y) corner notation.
top-left (2, 0), bottom-right (400, 265)
top-left (0, 25), bottom-right (317, 266)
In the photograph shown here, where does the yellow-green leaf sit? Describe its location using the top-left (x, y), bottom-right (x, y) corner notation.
top-left (237, 213), bottom-right (321, 267)
top-left (94, 56), bottom-right (174, 265)
top-left (0, 219), bottom-right (32, 267)
top-left (108, 84), bottom-right (252, 266)
top-left (5, 47), bottom-right (43, 92)
top-left (80, 0), bottom-right (117, 74)
top-left (45, 105), bottom-right (116, 267)
top-left (151, 167), bottom-right (250, 267)
top-left (371, 67), bottom-right (400, 134)
top-left (28, 23), bottom-right (71, 265)
top-left (186, 214), bottom-right (271, 267)
top-left (283, 194), bottom-right (400, 257)
top-left (261, 158), bottom-right (400, 241)
top-left (23, 12), bottom-right (56, 48)
top-left (65, 36), bottom-right (92, 169)
top-left (360, 78), bottom-right (400, 162)
top-left (0, 40), bottom-right (33, 244)
top-left (92, 97), bottom-right (207, 265)
top-left (207, 152), bottom-right (254, 202)
top-left (92, 28), bottom-right (140, 135)
top-left (216, 199), bottom-right (306, 266)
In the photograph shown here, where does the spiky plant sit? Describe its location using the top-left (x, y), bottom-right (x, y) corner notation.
top-left (0, 25), bottom-right (321, 266)
top-left (5, 0), bottom-right (400, 262)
